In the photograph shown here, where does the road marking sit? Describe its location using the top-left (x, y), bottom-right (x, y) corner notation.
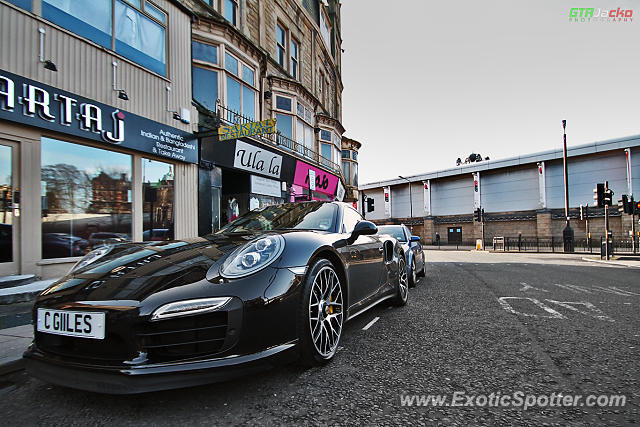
top-left (593, 286), bottom-right (640, 296)
top-left (554, 283), bottom-right (592, 294)
top-left (362, 316), bottom-right (380, 331)
top-left (545, 300), bottom-right (615, 322)
top-left (519, 282), bottom-right (548, 293)
top-left (498, 297), bottom-right (565, 319)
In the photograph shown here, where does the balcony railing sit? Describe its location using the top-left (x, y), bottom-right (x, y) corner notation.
top-left (216, 102), bottom-right (344, 180)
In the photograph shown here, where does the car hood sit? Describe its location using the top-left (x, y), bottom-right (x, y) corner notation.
top-left (37, 233), bottom-right (265, 303)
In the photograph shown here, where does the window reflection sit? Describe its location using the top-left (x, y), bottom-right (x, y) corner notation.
top-left (143, 158), bottom-right (174, 241)
top-left (41, 138), bottom-right (132, 258)
top-left (0, 145), bottom-right (13, 263)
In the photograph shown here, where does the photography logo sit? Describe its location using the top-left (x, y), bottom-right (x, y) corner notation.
top-left (569, 7), bottom-right (634, 23)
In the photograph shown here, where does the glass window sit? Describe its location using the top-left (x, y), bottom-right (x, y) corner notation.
top-left (342, 161), bottom-right (350, 185)
top-left (0, 145), bottom-right (13, 263)
top-left (377, 226), bottom-right (407, 242)
top-left (225, 52), bottom-right (239, 76)
top-left (353, 163), bottom-right (358, 186)
top-left (242, 65), bottom-right (254, 86)
top-left (142, 158), bottom-right (174, 241)
top-left (242, 85), bottom-right (255, 121)
top-left (193, 41), bottom-right (218, 64)
top-left (342, 150), bottom-right (350, 159)
top-left (41, 138), bottom-right (132, 258)
top-left (297, 102), bottom-right (305, 118)
top-left (276, 96), bottom-right (292, 112)
top-left (43, 0), bottom-right (112, 49)
top-left (290, 39), bottom-right (298, 78)
top-left (219, 202), bottom-right (337, 233)
top-left (192, 67), bottom-right (218, 111)
top-left (124, 0), bottom-right (141, 7)
top-left (226, 75), bottom-right (242, 114)
top-left (276, 24), bottom-right (286, 68)
top-left (321, 143), bottom-right (332, 167)
top-left (224, 0), bottom-right (238, 26)
top-left (145, 1), bottom-right (165, 23)
top-left (114, 0), bottom-right (166, 76)
top-left (342, 207), bottom-right (362, 234)
top-left (319, 7), bottom-right (331, 50)
top-left (276, 113), bottom-right (293, 148)
top-left (6, 0), bottom-right (31, 11)
top-left (320, 129), bottom-right (331, 141)
top-left (352, 151), bottom-right (358, 161)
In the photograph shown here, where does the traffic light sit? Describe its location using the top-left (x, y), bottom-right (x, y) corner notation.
top-left (580, 205), bottom-right (584, 220)
top-left (593, 183), bottom-right (604, 208)
top-left (636, 201), bottom-right (640, 215)
top-left (366, 197), bottom-right (375, 213)
top-left (619, 195), bottom-right (629, 214)
top-left (603, 188), bottom-right (614, 206)
top-left (474, 208), bottom-right (482, 222)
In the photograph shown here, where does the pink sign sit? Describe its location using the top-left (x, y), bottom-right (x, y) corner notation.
top-left (293, 160), bottom-right (339, 197)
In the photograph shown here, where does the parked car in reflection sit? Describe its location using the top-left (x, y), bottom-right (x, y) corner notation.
top-left (88, 232), bottom-right (130, 248)
top-left (142, 228), bottom-right (170, 241)
top-left (26, 202), bottom-right (409, 394)
top-left (378, 224), bottom-right (425, 286)
top-left (42, 233), bottom-right (89, 259)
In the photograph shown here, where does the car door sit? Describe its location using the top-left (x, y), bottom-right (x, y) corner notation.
top-left (405, 225), bottom-right (424, 268)
top-left (340, 207), bottom-right (383, 310)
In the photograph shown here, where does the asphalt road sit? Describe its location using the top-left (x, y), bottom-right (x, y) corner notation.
top-left (0, 251), bottom-right (638, 425)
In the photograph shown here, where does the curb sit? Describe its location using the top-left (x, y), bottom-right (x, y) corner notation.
top-left (0, 291), bottom-right (41, 305)
top-left (0, 357), bottom-right (25, 376)
top-left (581, 257), bottom-right (640, 268)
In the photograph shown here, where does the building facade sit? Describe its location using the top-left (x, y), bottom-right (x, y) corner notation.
top-left (360, 135), bottom-right (640, 247)
top-left (0, 0), bottom-right (198, 278)
top-left (180, 0), bottom-right (348, 235)
top-left (341, 136), bottom-right (360, 206)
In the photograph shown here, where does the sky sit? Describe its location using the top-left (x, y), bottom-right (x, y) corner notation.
top-left (340, 0), bottom-right (640, 184)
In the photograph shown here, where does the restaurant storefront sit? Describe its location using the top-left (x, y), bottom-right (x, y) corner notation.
top-left (198, 135), bottom-right (343, 234)
top-left (0, 70), bottom-right (198, 278)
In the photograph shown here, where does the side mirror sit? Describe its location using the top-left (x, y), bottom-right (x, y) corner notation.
top-left (410, 236), bottom-right (420, 243)
top-left (349, 221), bottom-right (377, 243)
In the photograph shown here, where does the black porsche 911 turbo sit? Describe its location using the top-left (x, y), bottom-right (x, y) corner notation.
top-left (25, 202), bottom-right (409, 394)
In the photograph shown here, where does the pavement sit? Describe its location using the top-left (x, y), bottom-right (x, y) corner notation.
top-left (0, 325), bottom-right (32, 375)
top-left (0, 252), bottom-right (638, 425)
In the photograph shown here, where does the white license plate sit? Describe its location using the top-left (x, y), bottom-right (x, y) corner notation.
top-left (37, 308), bottom-right (106, 339)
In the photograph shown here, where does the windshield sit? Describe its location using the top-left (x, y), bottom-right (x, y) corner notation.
top-left (377, 225), bottom-right (407, 242)
top-left (216, 202), bottom-right (338, 233)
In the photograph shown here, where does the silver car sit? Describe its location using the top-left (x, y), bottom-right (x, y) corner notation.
top-left (378, 224), bottom-right (425, 287)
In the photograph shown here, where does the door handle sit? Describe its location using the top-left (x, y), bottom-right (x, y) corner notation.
top-left (378, 247), bottom-right (384, 253)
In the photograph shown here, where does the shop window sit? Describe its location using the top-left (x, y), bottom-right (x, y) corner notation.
top-left (42, 0), bottom-right (167, 76)
top-left (142, 158), bottom-right (174, 241)
top-left (193, 41), bottom-right (218, 64)
top-left (41, 138), bottom-right (132, 258)
top-left (6, 0), bottom-right (31, 11)
top-left (224, 0), bottom-right (238, 26)
top-left (192, 67), bottom-right (218, 112)
top-left (0, 145), bottom-right (13, 263)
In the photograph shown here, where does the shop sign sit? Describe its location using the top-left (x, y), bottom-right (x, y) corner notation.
top-left (293, 160), bottom-right (339, 197)
top-left (0, 69), bottom-right (198, 163)
top-left (218, 118), bottom-right (276, 141)
top-left (234, 140), bottom-right (282, 178)
top-left (250, 175), bottom-right (281, 198)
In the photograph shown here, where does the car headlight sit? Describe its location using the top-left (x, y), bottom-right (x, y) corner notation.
top-left (151, 297), bottom-right (232, 321)
top-left (70, 246), bottom-right (112, 273)
top-left (220, 234), bottom-right (285, 279)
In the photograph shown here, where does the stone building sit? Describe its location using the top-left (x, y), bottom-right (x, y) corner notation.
top-left (341, 136), bottom-right (360, 206)
top-left (360, 135), bottom-right (640, 248)
top-left (178, 0), bottom-right (349, 234)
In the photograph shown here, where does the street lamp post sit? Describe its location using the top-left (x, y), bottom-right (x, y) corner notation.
top-left (398, 175), bottom-right (413, 231)
top-left (562, 120), bottom-right (574, 252)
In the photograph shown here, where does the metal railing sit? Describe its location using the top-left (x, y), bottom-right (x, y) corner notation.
top-left (488, 236), bottom-right (639, 255)
top-left (216, 102), bottom-right (345, 180)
